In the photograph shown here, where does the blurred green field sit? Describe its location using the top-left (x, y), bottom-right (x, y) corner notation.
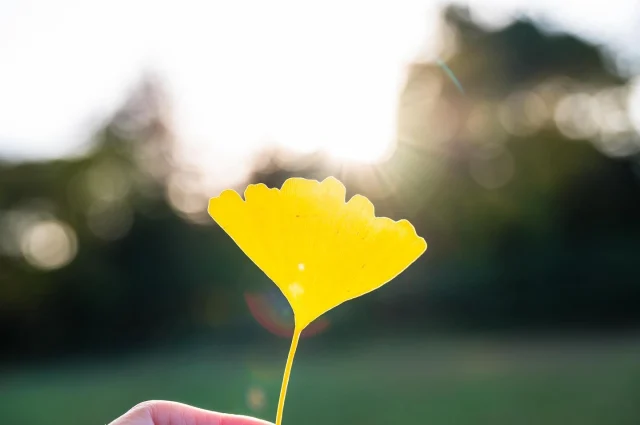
top-left (2, 337), bottom-right (640, 425)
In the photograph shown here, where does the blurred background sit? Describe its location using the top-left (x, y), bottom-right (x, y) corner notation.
top-left (2, 1), bottom-right (640, 424)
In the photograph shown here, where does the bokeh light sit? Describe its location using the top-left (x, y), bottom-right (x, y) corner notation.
top-left (246, 386), bottom-right (266, 412)
top-left (554, 93), bottom-right (599, 140)
top-left (20, 219), bottom-right (78, 270)
top-left (85, 160), bottom-right (131, 204)
top-left (498, 91), bottom-right (549, 136)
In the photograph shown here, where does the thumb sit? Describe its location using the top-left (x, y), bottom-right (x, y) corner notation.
top-left (109, 400), bottom-right (273, 425)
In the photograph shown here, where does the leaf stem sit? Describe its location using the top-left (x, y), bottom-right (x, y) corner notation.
top-left (275, 326), bottom-right (302, 425)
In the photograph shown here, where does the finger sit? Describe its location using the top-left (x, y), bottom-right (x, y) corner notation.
top-left (149, 401), bottom-right (272, 425)
top-left (112, 400), bottom-right (273, 425)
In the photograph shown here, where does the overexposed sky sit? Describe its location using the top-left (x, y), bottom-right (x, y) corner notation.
top-left (0, 0), bottom-right (638, 164)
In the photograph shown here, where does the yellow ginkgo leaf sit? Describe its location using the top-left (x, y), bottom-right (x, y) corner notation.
top-left (208, 176), bottom-right (427, 425)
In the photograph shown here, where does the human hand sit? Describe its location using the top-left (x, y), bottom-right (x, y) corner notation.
top-left (109, 400), bottom-right (272, 425)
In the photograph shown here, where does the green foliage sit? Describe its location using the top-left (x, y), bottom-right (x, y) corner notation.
top-left (1, 8), bottom-right (640, 361)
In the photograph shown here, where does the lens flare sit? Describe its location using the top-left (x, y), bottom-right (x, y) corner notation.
top-left (244, 291), bottom-right (329, 338)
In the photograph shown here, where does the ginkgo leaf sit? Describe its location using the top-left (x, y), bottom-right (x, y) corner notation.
top-left (208, 176), bottom-right (427, 425)
top-left (209, 176), bottom-right (426, 329)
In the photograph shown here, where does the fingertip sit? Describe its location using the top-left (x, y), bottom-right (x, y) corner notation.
top-left (221, 413), bottom-right (274, 425)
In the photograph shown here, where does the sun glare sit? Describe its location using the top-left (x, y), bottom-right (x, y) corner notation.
top-left (168, 1), bottom-right (433, 181)
top-left (269, 76), bottom-right (399, 163)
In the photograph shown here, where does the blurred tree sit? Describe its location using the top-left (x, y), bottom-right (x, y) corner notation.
top-left (1, 6), bottom-right (639, 362)
top-left (249, 6), bottom-right (640, 331)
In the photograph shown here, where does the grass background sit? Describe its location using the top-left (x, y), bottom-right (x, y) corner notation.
top-left (2, 336), bottom-right (640, 425)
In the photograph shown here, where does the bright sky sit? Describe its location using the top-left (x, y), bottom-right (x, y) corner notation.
top-left (0, 0), bottom-right (638, 167)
